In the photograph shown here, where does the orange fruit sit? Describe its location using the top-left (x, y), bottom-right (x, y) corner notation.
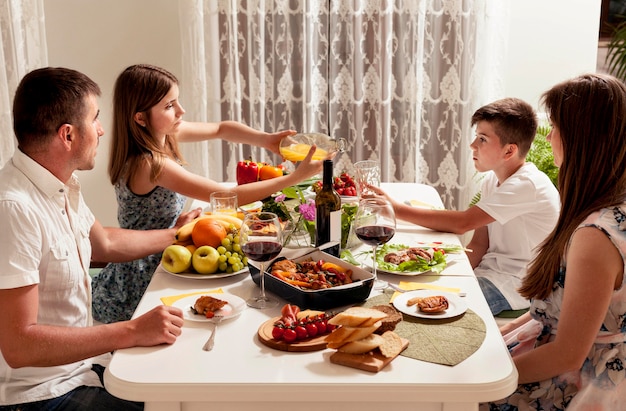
top-left (192, 219), bottom-right (227, 248)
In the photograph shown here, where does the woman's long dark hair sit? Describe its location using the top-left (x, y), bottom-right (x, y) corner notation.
top-left (520, 74), bottom-right (626, 299)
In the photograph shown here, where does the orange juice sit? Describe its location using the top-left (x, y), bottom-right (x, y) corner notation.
top-left (280, 143), bottom-right (329, 161)
top-left (213, 208), bottom-right (238, 217)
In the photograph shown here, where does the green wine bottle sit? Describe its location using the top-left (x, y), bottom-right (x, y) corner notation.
top-left (315, 159), bottom-right (341, 250)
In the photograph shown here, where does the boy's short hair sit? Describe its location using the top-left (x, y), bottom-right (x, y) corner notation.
top-left (471, 98), bottom-right (537, 157)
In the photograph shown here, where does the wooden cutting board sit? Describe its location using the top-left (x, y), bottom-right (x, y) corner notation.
top-left (257, 317), bottom-right (329, 352)
top-left (329, 338), bottom-right (409, 373)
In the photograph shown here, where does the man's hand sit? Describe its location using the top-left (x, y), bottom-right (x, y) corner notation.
top-left (130, 305), bottom-right (184, 346)
top-left (174, 208), bottom-right (202, 229)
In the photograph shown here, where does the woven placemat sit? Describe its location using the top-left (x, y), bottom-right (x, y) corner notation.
top-left (362, 293), bottom-right (486, 366)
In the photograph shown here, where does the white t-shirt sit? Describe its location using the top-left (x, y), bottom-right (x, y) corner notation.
top-left (0, 150), bottom-right (107, 405)
top-left (474, 162), bottom-right (560, 310)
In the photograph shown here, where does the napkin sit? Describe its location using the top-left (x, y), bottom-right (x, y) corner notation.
top-left (160, 288), bottom-right (223, 306)
top-left (363, 292), bottom-right (486, 366)
top-left (389, 281), bottom-right (462, 303)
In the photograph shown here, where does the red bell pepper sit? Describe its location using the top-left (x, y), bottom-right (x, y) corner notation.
top-left (236, 159), bottom-right (259, 185)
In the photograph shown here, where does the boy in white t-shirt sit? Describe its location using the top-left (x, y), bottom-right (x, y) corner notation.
top-left (372, 98), bottom-right (560, 315)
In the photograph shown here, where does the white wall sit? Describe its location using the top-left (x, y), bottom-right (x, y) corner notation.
top-left (44, 0), bottom-right (182, 227)
top-left (505, 0), bottom-right (602, 107)
top-left (44, 0), bottom-right (601, 227)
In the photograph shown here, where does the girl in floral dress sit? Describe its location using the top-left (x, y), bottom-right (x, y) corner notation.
top-left (483, 73), bottom-right (626, 410)
top-left (92, 64), bottom-right (324, 323)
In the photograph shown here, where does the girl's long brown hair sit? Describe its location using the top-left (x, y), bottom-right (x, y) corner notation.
top-left (520, 74), bottom-right (626, 300)
top-left (108, 64), bottom-right (186, 185)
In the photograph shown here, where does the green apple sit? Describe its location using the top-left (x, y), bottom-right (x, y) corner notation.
top-left (192, 245), bottom-right (220, 274)
top-left (161, 245), bottom-right (192, 273)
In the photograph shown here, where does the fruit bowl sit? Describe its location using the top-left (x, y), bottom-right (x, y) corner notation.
top-left (248, 247), bottom-right (374, 310)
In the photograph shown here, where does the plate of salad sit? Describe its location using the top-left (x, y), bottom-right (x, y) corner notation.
top-left (364, 243), bottom-right (463, 276)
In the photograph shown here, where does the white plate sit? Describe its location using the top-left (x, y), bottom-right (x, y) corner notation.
top-left (240, 200), bottom-right (263, 212)
top-left (160, 264), bottom-right (248, 280)
top-left (172, 293), bottom-right (246, 322)
top-left (393, 290), bottom-right (467, 319)
top-left (374, 265), bottom-right (432, 277)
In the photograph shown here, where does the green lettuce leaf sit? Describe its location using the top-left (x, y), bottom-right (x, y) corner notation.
top-left (374, 243), bottom-right (448, 274)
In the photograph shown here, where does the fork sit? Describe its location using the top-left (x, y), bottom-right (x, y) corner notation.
top-left (202, 315), bottom-right (224, 351)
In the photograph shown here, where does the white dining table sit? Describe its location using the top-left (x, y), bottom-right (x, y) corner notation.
top-left (104, 183), bottom-right (517, 411)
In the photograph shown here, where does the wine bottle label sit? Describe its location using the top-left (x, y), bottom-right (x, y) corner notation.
top-left (329, 209), bottom-right (341, 243)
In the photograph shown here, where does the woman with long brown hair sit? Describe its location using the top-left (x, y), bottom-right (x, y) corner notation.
top-left (484, 73), bottom-right (626, 409)
top-left (93, 64), bottom-right (323, 323)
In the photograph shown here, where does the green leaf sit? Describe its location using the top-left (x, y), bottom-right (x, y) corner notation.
top-left (526, 125), bottom-right (558, 187)
top-left (340, 249), bottom-right (360, 266)
top-left (374, 244), bottom-right (447, 273)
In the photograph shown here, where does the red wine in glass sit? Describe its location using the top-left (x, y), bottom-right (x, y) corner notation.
top-left (241, 241), bottom-right (282, 262)
top-left (353, 198), bottom-right (396, 290)
top-left (355, 225), bottom-right (396, 246)
top-left (240, 212), bottom-right (282, 309)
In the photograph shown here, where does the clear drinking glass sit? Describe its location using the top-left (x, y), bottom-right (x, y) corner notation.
top-left (354, 160), bottom-right (381, 198)
top-left (210, 191), bottom-right (238, 217)
top-left (239, 212), bottom-right (283, 309)
top-left (353, 197), bottom-right (396, 290)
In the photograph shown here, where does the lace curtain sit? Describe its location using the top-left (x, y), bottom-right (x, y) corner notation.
top-left (0, 0), bottom-right (48, 168)
top-left (178, 0), bottom-right (509, 210)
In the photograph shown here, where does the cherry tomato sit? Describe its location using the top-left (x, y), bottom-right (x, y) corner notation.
top-left (282, 328), bottom-right (297, 343)
top-left (205, 311), bottom-right (215, 319)
top-left (294, 325), bottom-right (308, 340)
top-left (315, 319), bottom-right (327, 335)
top-left (326, 322), bottom-right (337, 332)
top-left (272, 326), bottom-right (285, 341)
top-left (305, 322), bottom-right (318, 338)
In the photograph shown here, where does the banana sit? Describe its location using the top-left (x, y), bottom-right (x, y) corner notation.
top-left (172, 238), bottom-right (195, 247)
top-left (202, 214), bottom-right (243, 229)
top-left (175, 215), bottom-right (212, 242)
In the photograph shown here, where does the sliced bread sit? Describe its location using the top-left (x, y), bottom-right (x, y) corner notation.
top-left (327, 307), bottom-right (388, 327)
top-left (336, 334), bottom-right (385, 354)
top-left (378, 331), bottom-right (404, 358)
top-left (325, 321), bottom-right (382, 348)
top-left (371, 304), bottom-right (402, 334)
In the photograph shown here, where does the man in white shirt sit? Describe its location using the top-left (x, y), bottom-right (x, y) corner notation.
top-left (0, 67), bottom-right (200, 410)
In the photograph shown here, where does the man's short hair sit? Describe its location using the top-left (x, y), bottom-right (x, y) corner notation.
top-left (13, 67), bottom-right (101, 149)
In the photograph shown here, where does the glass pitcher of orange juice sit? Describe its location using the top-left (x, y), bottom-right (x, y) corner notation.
top-left (279, 133), bottom-right (346, 162)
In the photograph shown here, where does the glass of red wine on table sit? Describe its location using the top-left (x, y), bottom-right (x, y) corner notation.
top-left (240, 212), bottom-right (283, 309)
top-left (353, 197), bottom-right (396, 290)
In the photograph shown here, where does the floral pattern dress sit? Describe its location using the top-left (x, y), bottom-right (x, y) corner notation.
top-left (91, 182), bottom-right (185, 323)
top-left (482, 205), bottom-right (626, 411)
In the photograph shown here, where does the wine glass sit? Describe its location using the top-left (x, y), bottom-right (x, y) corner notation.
top-left (240, 212), bottom-right (283, 309)
top-left (353, 197), bottom-right (396, 290)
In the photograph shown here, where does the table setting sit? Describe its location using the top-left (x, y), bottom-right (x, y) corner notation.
top-left (104, 178), bottom-right (517, 411)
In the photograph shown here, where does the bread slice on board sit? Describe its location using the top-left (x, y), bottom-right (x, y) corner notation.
top-left (378, 330), bottom-right (404, 358)
top-left (337, 334), bottom-right (385, 354)
top-left (327, 307), bottom-right (388, 327)
top-left (325, 322), bottom-right (382, 348)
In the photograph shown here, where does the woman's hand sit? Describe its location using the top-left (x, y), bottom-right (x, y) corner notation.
top-left (266, 129), bottom-right (297, 155)
top-left (173, 208), bottom-right (202, 229)
top-left (288, 145), bottom-right (324, 181)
